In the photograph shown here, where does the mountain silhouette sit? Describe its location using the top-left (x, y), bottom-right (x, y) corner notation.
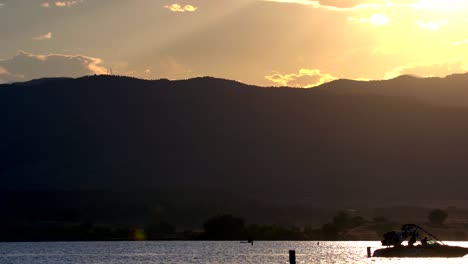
top-left (318, 73), bottom-right (468, 107)
top-left (2, 74), bottom-right (468, 224)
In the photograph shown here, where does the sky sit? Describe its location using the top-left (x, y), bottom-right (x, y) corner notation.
top-left (1, 0), bottom-right (468, 87)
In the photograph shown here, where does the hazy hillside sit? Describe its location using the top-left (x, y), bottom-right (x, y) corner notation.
top-left (2, 74), bottom-right (468, 226)
top-left (319, 73), bottom-right (468, 107)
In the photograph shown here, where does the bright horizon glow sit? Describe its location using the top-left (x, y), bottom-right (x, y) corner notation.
top-left (1, 0), bottom-right (468, 87)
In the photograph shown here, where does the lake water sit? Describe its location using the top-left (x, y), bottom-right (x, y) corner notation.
top-left (1, 241), bottom-right (468, 263)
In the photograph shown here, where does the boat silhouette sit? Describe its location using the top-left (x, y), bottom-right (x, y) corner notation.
top-left (372, 224), bottom-right (468, 258)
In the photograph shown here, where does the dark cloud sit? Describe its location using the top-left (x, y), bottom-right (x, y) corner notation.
top-left (0, 51), bottom-right (106, 83)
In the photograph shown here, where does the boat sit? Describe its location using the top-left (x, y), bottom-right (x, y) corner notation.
top-left (372, 224), bottom-right (468, 258)
top-left (373, 244), bottom-right (468, 258)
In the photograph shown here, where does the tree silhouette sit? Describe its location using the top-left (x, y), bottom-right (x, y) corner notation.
top-left (428, 209), bottom-right (448, 226)
top-left (319, 211), bottom-right (366, 240)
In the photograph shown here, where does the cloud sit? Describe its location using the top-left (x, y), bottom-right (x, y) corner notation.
top-left (409, 0), bottom-right (468, 11)
top-left (165, 4), bottom-right (198, 12)
top-left (33, 32), bottom-right (52, 40)
top-left (265, 68), bottom-right (338, 87)
top-left (263, 0), bottom-right (393, 11)
top-left (349, 13), bottom-right (390, 26)
top-left (319, 0), bottom-right (369, 8)
top-left (0, 51), bottom-right (107, 83)
top-left (0, 66), bottom-right (7, 75)
top-left (384, 61), bottom-right (467, 79)
top-left (264, 0), bottom-right (462, 10)
top-left (416, 20), bottom-right (448, 30)
top-left (54, 1), bottom-right (82, 7)
top-left (40, 1), bottom-right (83, 8)
top-left (263, 0), bottom-right (461, 12)
top-left (0, 67), bottom-right (14, 83)
top-left (183, 5), bottom-right (197, 12)
top-left (452, 39), bottom-right (468, 46)
top-left (0, 3), bottom-right (4, 8)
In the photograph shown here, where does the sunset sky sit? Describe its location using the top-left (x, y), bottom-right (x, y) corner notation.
top-left (1, 0), bottom-right (468, 87)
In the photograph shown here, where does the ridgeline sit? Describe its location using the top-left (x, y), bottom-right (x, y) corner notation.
top-left (2, 74), bottom-right (468, 233)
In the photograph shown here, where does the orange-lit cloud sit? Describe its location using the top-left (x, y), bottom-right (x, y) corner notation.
top-left (0, 66), bottom-right (11, 79)
top-left (265, 68), bottom-right (337, 87)
top-left (33, 32), bottom-right (52, 40)
top-left (165, 4), bottom-right (198, 12)
top-left (41, 2), bottom-right (50, 7)
top-left (0, 51), bottom-right (107, 83)
top-left (183, 5), bottom-right (197, 12)
top-left (0, 66), bottom-right (24, 83)
top-left (55, 1), bottom-right (82, 7)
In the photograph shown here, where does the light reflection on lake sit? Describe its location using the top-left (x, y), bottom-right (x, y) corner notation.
top-left (0, 241), bottom-right (467, 263)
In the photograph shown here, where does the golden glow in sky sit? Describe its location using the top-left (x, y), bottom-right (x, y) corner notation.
top-left (1, 0), bottom-right (468, 87)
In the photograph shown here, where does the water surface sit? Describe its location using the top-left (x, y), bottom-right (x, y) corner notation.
top-left (1, 241), bottom-right (467, 263)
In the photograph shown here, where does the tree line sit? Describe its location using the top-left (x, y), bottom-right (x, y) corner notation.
top-left (0, 209), bottom-right (449, 242)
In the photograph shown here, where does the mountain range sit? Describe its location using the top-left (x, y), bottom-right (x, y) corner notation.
top-left (2, 74), bottom-right (468, 225)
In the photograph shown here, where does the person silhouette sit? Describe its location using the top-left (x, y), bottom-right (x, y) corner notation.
top-left (408, 233), bottom-right (416, 247)
top-left (421, 236), bottom-right (428, 245)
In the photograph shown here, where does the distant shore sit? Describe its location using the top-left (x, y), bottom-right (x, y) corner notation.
top-left (3, 213), bottom-right (467, 242)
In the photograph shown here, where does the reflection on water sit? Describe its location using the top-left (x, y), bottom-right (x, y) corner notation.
top-left (0, 241), bottom-right (467, 264)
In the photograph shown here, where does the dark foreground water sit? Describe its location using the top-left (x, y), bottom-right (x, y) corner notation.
top-left (1, 241), bottom-right (468, 263)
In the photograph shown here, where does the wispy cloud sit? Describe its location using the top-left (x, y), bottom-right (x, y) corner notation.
top-left (265, 68), bottom-right (337, 87)
top-left (40, 1), bottom-right (83, 8)
top-left (349, 13), bottom-right (391, 26)
top-left (33, 32), bottom-right (52, 40)
top-left (0, 3), bottom-right (4, 7)
top-left (452, 39), bottom-right (468, 46)
top-left (165, 4), bottom-right (198, 12)
top-left (416, 20), bottom-right (448, 30)
top-left (263, 0), bottom-right (465, 12)
top-left (263, 0), bottom-right (394, 11)
top-left (0, 66), bottom-right (22, 84)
